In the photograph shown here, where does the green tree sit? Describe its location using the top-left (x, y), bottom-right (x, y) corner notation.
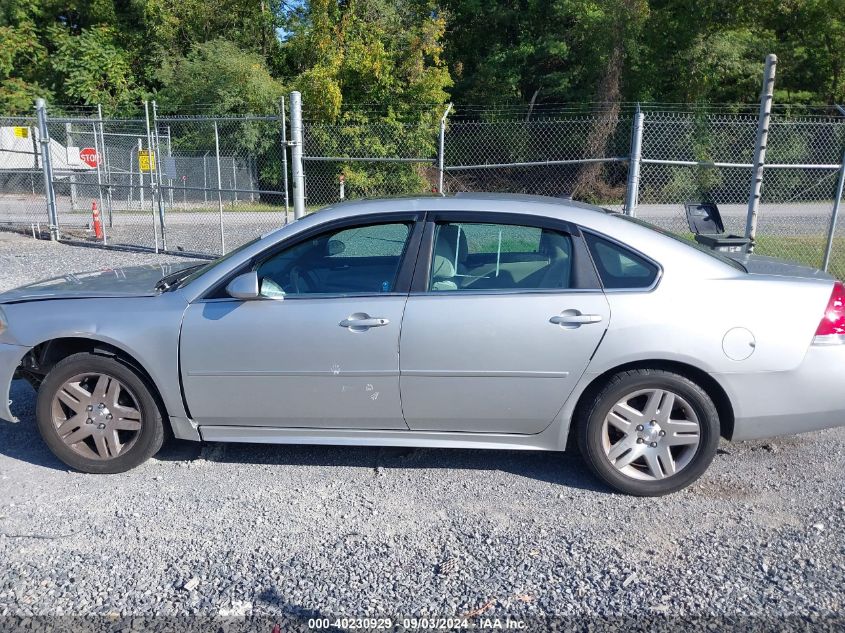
top-left (156, 39), bottom-right (287, 194)
top-left (442, 0), bottom-right (648, 106)
top-left (278, 0), bottom-right (452, 120)
top-left (1, 0), bottom-right (845, 116)
top-left (157, 39), bottom-right (285, 115)
top-left (769, 0), bottom-right (845, 103)
top-left (277, 0), bottom-right (453, 199)
top-left (49, 25), bottom-right (144, 112)
top-left (0, 19), bottom-right (49, 113)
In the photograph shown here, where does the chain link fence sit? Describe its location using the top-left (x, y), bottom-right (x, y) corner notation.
top-left (0, 115), bottom-right (49, 235)
top-left (302, 119), bottom-right (440, 206)
top-left (1, 99), bottom-right (844, 278)
top-left (303, 105), bottom-right (845, 278)
top-left (441, 113), bottom-right (631, 209)
top-left (150, 114), bottom-right (289, 254)
top-left (635, 110), bottom-right (845, 275)
top-left (1, 104), bottom-right (291, 257)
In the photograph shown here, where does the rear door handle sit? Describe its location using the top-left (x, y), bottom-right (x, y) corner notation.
top-left (550, 313), bottom-right (603, 327)
top-left (339, 313), bottom-right (390, 331)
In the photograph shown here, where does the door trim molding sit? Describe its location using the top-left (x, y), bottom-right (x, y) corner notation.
top-left (198, 425), bottom-right (559, 450)
top-left (186, 369), bottom-right (399, 377)
top-left (401, 370), bottom-right (570, 378)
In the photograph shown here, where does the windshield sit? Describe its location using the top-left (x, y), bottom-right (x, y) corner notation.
top-left (162, 236), bottom-right (265, 290)
top-left (610, 213), bottom-right (747, 272)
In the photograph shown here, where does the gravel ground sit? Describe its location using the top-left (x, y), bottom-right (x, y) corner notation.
top-left (0, 230), bottom-right (844, 631)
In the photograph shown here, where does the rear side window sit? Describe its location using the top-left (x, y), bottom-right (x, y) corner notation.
top-left (428, 222), bottom-right (574, 291)
top-left (584, 233), bottom-right (658, 289)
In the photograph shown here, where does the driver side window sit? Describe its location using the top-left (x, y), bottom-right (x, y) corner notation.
top-left (256, 222), bottom-right (412, 297)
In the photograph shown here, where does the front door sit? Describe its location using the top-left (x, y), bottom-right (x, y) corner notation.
top-left (400, 217), bottom-right (610, 434)
top-left (180, 218), bottom-right (420, 429)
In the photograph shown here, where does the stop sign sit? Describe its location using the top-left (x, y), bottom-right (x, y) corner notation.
top-left (79, 147), bottom-right (99, 168)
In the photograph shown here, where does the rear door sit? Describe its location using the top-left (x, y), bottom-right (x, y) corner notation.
top-left (399, 213), bottom-right (610, 434)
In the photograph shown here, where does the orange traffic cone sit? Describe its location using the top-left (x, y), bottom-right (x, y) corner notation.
top-left (92, 201), bottom-right (103, 240)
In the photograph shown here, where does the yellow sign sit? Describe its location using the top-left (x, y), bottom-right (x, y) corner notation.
top-left (13, 126), bottom-right (29, 139)
top-left (139, 149), bottom-right (156, 172)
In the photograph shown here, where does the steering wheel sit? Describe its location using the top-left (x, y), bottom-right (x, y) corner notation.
top-left (289, 265), bottom-right (320, 294)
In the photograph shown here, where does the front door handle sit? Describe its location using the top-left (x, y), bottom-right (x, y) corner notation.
top-left (550, 312), bottom-right (603, 327)
top-left (339, 313), bottom-right (390, 331)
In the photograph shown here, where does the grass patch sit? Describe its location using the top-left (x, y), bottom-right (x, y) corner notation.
top-left (752, 235), bottom-right (844, 280)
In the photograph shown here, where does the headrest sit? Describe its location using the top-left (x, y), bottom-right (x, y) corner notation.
top-left (437, 224), bottom-right (469, 265)
top-left (539, 230), bottom-right (570, 256)
top-left (431, 254), bottom-right (456, 280)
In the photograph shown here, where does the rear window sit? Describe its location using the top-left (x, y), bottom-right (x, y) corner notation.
top-left (584, 233), bottom-right (659, 289)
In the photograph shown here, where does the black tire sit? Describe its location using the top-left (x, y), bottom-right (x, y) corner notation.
top-left (576, 369), bottom-right (720, 496)
top-left (35, 352), bottom-right (165, 474)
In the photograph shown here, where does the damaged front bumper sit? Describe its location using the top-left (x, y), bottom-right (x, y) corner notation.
top-left (0, 342), bottom-right (31, 422)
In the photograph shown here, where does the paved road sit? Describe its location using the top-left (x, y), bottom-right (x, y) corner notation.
top-left (1, 193), bottom-right (841, 256)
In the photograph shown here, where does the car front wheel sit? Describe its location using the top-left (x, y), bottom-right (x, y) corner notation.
top-left (577, 369), bottom-right (720, 496)
top-left (35, 352), bottom-right (164, 473)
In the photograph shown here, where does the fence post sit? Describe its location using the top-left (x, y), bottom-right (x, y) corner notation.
top-left (137, 138), bottom-right (144, 212)
top-left (35, 98), bottom-right (59, 240)
top-left (143, 101), bottom-right (160, 253)
top-left (249, 156), bottom-right (255, 202)
top-left (127, 142), bottom-right (134, 209)
top-left (203, 152), bottom-right (209, 203)
top-left (166, 126), bottom-right (174, 207)
top-left (232, 157), bottom-right (238, 204)
top-left (624, 108), bottom-right (645, 217)
top-left (438, 103), bottom-right (453, 195)
top-left (745, 54), bottom-right (777, 248)
top-left (97, 104), bottom-right (114, 230)
top-left (65, 122), bottom-right (78, 210)
top-left (822, 146), bottom-right (845, 272)
top-left (151, 100), bottom-right (167, 250)
top-left (279, 96), bottom-right (290, 219)
top-left (91, 106), bottom-right (106, 234)
top-left (213, 120), bottom-right (226, 254)
top-left (289, 91), bottom-right (305, 219)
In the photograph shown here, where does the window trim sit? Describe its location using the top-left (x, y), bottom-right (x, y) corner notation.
top-left (410, 211), bottom-right (602, 295)
top-left (199, 212), bottom-right (425, 301)
top-left (580, 228), bottom-right (664, 293)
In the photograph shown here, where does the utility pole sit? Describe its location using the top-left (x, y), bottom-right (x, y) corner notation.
top-left (744, 54), bottom-right (777, 250)
top-left (35, 98), bottom-right (59, 240)
top-left (289, 91), bottom-right (305, 219)
top-left (438, 103), bottom-right (453, 195)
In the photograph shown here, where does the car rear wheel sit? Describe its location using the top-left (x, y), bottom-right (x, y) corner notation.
top-left (577, 369), bottom-right (720, 496)
top-left (35, 352), bottom-right (164, 473)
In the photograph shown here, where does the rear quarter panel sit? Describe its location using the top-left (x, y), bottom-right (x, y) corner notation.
top-left (546, 212), bottom-right (837, 448)
top-left (591, 274), bottom-right (832, 376)
top-left (574, 212), bottom-right (833, 376)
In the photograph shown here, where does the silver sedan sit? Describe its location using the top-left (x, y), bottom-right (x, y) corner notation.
top-left (1, 194), bottom-right (843, 495)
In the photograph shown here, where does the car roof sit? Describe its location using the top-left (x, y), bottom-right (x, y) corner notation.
top-left (318, 192), bottom-right (607, 219)
top-left (181, 193), bottom-right (746, 302)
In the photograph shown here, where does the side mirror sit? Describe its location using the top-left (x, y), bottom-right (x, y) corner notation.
top-left (327, 239), bottom-right (345, 256)
top-left (226, 271), bottom-right (260, 300)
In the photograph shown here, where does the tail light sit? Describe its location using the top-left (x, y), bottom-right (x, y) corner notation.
top-left (815, 280), bottom-right (845, 341)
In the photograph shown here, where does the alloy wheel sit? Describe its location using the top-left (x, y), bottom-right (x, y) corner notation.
top-left (600, 388), bottom-right (701, 481)
top-left (50, 372), bottom-right (144, 461)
